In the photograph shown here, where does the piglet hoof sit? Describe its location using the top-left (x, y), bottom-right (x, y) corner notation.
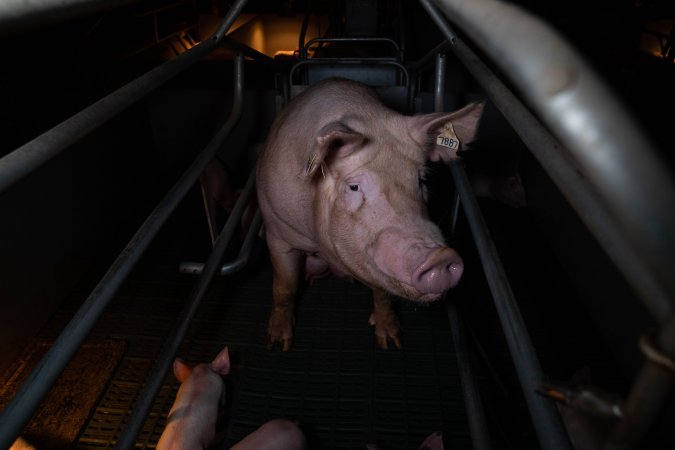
top-left (368, 312), bottom-right (402, 350)
top-left (267, 308), bottom-right (294, 351)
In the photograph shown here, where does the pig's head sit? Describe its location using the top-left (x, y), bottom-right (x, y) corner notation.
top-left (302, 102), bottom-right (484, 302)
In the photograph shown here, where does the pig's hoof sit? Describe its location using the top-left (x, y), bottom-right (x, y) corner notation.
top-left (267, 309), bottom-right (294, 351)
top-left (368, 312), bottom-right (402, 350)
top-left (267, 335), bottom-right (293, 352)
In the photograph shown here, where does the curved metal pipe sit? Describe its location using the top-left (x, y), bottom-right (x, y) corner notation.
top-left (427, 0), bottom-right (675, 306)
top-left (418, 1), bottom-right (673, 322)
top-left (178, 208), bottom-right (263, 276)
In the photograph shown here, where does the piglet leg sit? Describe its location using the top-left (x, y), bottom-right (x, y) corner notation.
top-left (368, 289), bottom-right (401, 350)
top-left (267, 243), bottom-right (302, 351)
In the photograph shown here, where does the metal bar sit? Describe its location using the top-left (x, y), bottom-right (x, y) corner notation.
top-left (434, 53), bottom-right (446, 112)
top-left (447, 301), bottom-right (494, 450)
top-left (421, 2), bottom-right (675, 446)
top-left (435, 50), bottom-right (492, 450)
top-left (450, 161), bottom-right (572, 450)
top-left (115, 166), bottom-right (255, 449)
top-left (303, 36), bottom-right (401, 56)
top-left (178, 208), bottom-right (263, 276)
top-left (220, 36), bottom-right (275, 63)
top-left (0, 0), bottom-right (142, 36)
top-left (418, 0), bottom-right (673, 322)
top-left (199, 177), bottom-right (220, 246)
top-left (298, 9), bottom-right (312, 59)
top-left (428, 0), bottom-right (675, 308)
top-left (0, 0), bottom-right (249, 195)
top-left (0, 52), bottom-right (245, 450)
top-left (411, 40), bottom-right (452, 72)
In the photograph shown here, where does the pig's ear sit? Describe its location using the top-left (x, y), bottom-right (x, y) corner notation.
top-left (302, 122), bottom-right (365, 179)
top-left (210, 346), bottom-right (231, 375)
top-left (410, 102), bottom-right (485, 163)
top-left (173, 358), bottom-right (194, 382)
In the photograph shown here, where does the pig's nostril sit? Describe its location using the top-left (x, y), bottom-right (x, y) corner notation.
top-left (413, 248), bottom-right (464, 294)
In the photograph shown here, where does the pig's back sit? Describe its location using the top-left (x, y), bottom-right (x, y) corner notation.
top-left (256, 78), bottom-right (388, 249)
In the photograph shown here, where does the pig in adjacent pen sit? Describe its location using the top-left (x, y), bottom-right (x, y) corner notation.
top-left (256, 78), bottom-right (483, 350)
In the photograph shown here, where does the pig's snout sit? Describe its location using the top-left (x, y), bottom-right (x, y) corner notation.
top-left (413, 247), bottom-right (464, 294)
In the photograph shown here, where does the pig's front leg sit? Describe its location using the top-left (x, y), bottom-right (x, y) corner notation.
top-left (267, 243), bottom-right (303, 351)
top-left (368, 288), bottom-right (401, 349)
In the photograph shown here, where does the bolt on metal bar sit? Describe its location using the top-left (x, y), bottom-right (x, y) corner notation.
top-left (418, 1), bottom-right (673, 322)
top-left (0, 52), bottom-right (245, 450)
top-left (115, 167), bottom-right (255, 449)
top-left (178, 208), bottom-right (263, 276)
top-left (0, 0), bottom-right (250, 195)
top-left (428, 0), bottom-right (675, 309)
top-left (450, 161), bottom-right (572, 450)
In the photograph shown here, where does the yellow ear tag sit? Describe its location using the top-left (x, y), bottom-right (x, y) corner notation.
top-left (436, 122), bottom-right (460, 150)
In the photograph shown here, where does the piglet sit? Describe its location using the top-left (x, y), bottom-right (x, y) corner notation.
top-left (157, 346), bottom-right (231, 450)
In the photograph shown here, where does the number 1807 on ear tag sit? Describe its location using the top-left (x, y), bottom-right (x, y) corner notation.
top-left (437, 122), bottom-right (460, 150)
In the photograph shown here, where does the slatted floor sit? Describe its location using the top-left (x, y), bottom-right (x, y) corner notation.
top-left (31, 183), bottom-right (630, 449)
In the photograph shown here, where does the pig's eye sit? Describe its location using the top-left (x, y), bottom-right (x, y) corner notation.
top-left (348, 184), bottom-right (360, 192)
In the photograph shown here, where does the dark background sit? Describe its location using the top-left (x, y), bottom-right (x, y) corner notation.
top-left (0, 0), bottom-right (673, 446)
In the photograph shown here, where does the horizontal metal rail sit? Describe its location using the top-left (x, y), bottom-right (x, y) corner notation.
top-left (428, 0), bottom-right (675, 308)
top-left (0, 0), bottom-right (250, 195)
top-left (0, 52), bottom-right (245, 450)
top-left (116, 165), bottom-right (256, 449)
top-left (300, 36), bottom-right (402, 60)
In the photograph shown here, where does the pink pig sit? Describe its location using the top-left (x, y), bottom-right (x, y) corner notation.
top-left (157, 347), bottom-right (307, 450)
top-left (256, 78), bottom-right (483, 350)
top-left (156, 347), bottom-right (231, 450)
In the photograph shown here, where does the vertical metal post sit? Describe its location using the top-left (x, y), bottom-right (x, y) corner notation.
top-left (447, 300), bottom-right (494, 450)
top-left (435, 51), bottom-right (493, 450)
top-left (450, 160), bottom-right (571, 450)
top-left (434, 53), bottom-right (446, 112)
